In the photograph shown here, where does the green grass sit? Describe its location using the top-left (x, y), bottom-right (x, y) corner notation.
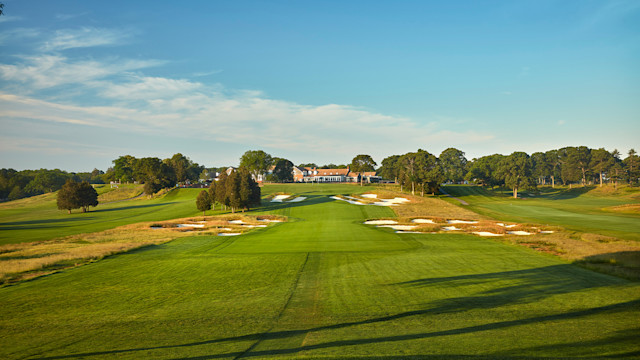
top-left (0, 188), bottom-right (203, 244)
top-left (443, 185), bottom-right (640, 241)
top-left (1, 183), bottom-right (639, 359)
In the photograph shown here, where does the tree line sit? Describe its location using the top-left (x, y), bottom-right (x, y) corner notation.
top-left (1, 153), bottom-right (203, 202)
top-left (108, 153), bottom-right (204, 195)
top-left (378, 147), bottom-right (640, 198)
top-left (0, 168), bottom-right (104, 201)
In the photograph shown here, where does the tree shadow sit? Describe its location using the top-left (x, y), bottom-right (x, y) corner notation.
top-left (34, 298), bottom-right (640, 360)
top-left (0, 217), bottom-right (98, 230)
top-left (33, 264), bottom-right (639, 360)
top-left (90, 203), bottom-right (176, 213)
top-left (390, 264), bottom-right (618, 313)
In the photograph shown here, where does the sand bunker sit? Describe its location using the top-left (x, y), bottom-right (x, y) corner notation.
top-left (497, 223), bottom-right (518, 228)
top-left (395, 231), bottom-right (422, 234)
top-left (288, 197), bottom-right (306, 202)
top-left (332, 195), bottom-right (409, 207)
top-left (363, 220), bottom-right (398, 225)
top-left (257, 219), bottom-right (283, 223)
top-left (177, 224), bottom-right (205, 228)
top-left (411, 219), bottom-right (436, 224)
top-left (508, 231), bottom-right (533, 235)
top-left (361, 194), bottom-right (378, 199)
top-left (331, 196), bottom-right (366, 205)
top-left (447, 220), bottom-right (478, 224)
top-left (271, 195), bottom-right (291, 202)
top-left (242, 224), bottom-right (268, 228)
top-left (228, 220), bottom-right (245, 224)
top-left (473, 231), bottom-right (504, 237)
top-left (378, 225), bottom-right (418, 231)
top-left (442, 226), bottom-right (462, 231)
top-left (539, 230), bottom-right (554, 234)
top-left (218, 233), bottom-right (241, 236)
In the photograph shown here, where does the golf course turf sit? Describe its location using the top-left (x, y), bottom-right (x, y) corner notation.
top-left (0, 184), bottom-right (639, 359)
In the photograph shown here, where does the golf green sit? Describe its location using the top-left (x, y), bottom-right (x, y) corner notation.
top-left (0, 184), bottom-right (638, 359)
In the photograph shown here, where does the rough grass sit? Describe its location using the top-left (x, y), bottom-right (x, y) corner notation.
top-left (360, 189), bottom-right (484, 220)
top-left (603, 203), bottom-right (640, 214)
top-left (96, 184), bottom-right (144, 202)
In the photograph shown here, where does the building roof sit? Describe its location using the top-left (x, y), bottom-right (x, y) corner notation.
top-left (314, 168), bottom-right (349, 176)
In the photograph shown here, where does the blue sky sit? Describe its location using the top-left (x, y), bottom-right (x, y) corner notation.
top-left (1, 0), bottom-right (638, 171)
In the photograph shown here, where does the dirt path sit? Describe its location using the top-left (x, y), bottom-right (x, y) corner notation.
top-left (439, 188), bottom-right (469, 205)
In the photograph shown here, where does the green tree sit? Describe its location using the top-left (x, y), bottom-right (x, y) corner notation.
top-left (113, 155), bottom-right (137, 183)
top-left (560, 146), bottom-right (591, 186)
top-left (272, 158), bottom-right (294, 183)
top-left (350, 154), bottom-right (377, 186)
top-left (239, 150), bottom-right (273, 182)
top-left (29, 169), bottom-right (68, 193)
top-left (238, 168), bottom-right (252, 211)
top-left (57, 180), bottom-right (80, 214)
top-left (624, 149), bottom-right (639, 185)
top-left (216, 172), bottom-right (229, 211)
top-left (544, 150), bottom-right (561, 188)
top-left (298, 163), bottom-right (318, 168)
top-left (416, 150), bottom-right (443, 195)
top-left (497, 152), bottom-right (536, 198)
top-left (77, 181), bottom-right (99, 213)
top-left (589, 148), bottom-right (614, 187)
top-left (225, 170), bottom-right (241, 213)
top-left (208, 181), bottom-right (218, 210)
top-left (465, 154), bottom-right (505, 188)
top-left (399, 152), bottom-right (419, 194)
top-left (196, 190), bottom-right (211, 219)
top-left (8, 186), bottom-right (25, 201)
top-left (378, 155), bottom-right (401, 183)
top-left (610, 150), bottom-right (624, 189)
top-left (531, 152), bottom-right (550, 185)
top-left (439, 148), bottom-right (467, 184)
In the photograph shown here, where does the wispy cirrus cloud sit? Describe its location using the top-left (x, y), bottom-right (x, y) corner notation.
top-left (0, 54), bottom-right (164, 90)
top-left (0, 27), bottom-right (40, 45)
top-left (41, 27), bottom-right (131, 51)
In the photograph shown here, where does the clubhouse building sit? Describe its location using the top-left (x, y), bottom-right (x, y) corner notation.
top-left (292, 166), bottom-right (380, 183)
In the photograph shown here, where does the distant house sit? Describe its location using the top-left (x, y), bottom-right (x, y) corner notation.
top-left (292, 166), bottom-right (379, 183)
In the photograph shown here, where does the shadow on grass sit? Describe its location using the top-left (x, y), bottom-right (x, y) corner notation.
top-left (34, 264), bottom-right (640, 360)
top-left (0, 217), bottom-right (97, 230)
top-left (90, 202), bottom-right (175, 214)
top-left (34, 298), bottom-right (640, 360)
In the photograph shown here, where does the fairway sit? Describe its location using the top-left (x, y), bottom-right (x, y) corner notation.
top-left (1, 184), bottom-right (639, 359)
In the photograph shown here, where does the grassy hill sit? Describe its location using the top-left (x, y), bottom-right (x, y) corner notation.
top-left (441, 185), bottom-right (640, 242)
top-left (0, 187), bottom-right (202, 245)
top-left (0, 183), bottom-right (638, 359)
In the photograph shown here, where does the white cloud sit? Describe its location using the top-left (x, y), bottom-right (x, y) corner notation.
top-left (101, 76), bottom-right (204, 100)
top-left (0, 54), bottom-right (163, 90)
top-left (0, 24), bottom-right (496, 167)
top-left (41, 27), bottom-right (131, 51)
top-left (0, 15), bottom-right (24, 24)
top-left (0, 27), bottom-right (40, 44)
